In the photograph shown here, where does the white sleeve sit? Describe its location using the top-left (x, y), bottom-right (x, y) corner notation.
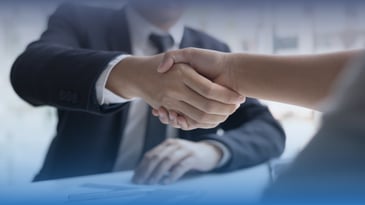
top-left (95, 55), bottom-right (135, 105)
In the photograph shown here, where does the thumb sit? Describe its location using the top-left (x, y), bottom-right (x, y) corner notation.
top-left (157, 49), bottom-right (191, 73)
top-left (157, 53), bottom-right (175, 73)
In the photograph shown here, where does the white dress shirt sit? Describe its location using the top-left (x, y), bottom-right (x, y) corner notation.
top-left (95, 6), bottom-right (230, 171)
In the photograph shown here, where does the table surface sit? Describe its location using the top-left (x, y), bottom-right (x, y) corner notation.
top-left (0, 164), bottom-right (271, 204)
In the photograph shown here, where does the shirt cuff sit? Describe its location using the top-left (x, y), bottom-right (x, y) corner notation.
top-left (95, 54), bottom-right (134, 105)
top-left (203, 140), bottom-right (231, 169)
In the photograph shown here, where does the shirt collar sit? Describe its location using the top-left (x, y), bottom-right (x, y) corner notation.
top-left (125, 6), bottom-right (184, 52)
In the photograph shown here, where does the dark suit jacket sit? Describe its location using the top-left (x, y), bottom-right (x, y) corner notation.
top-left (10, 3), bottom-right (286, 181)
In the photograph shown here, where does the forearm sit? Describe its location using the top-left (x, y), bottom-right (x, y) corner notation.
top-left (106, 56), bottom-right (161, 101)
top-left (228, 50), bottom-right (361, 110)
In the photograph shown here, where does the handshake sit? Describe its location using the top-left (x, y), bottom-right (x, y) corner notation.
top-left (107, 48), bottom-right (244, 130)
top-left (107, 46), bottom-right (350, 129)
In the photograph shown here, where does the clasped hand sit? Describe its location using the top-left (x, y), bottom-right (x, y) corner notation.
top-left (107, 53), bottom-right (243, 130)
top-left (153, 48), bottom-right (242, 129)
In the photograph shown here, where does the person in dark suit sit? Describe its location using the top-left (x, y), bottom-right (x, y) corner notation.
top-left (10, 0), bottom-right (285, 185)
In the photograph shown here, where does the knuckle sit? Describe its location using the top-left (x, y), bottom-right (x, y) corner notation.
top-left (202, 84), bottom-right (213, 97)
top-left (215, 117), bottom-right (225, 125)
top-left (184, 47), bottom-right (194, 59)
top-left (145, 152), bottom-right (156, 161)
top-left (198, 113), bottom-right (209, 122)
top-left (241, 97), bottom-right (247, 103)
top-left (164, 90), bottom-right (174, 98)
top-left (155, 154), bottom-right (164, 161)
top-left (184, 147), bottom-right (194, 155)
top-left (223, 114), bottom-right (230, 122)
top-left (180, 160), bottom-right (192, 168)
top-left (165, 52), bottom-right (173, 59)
top-left (171, 65), bottom-right (184, 75)
top-left (175, 143), bottom-right (183, 149)
top-left (229, 105), bottom-right (238, 114)
top-left (161, 97), bottom-right (173, 109)
top-left (189, 123), bottom-right (200, 130)
top-left (204, 102), bottom-right (216, 114)
top-left (165, 156), bottom-right (174, 164)
top-left (213, 122), bottom-right (221, 128)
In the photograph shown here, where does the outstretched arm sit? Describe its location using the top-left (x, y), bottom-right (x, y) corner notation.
top-left (155, 48), bottom-right (362, 128)
top-left (158, 48), bottom-right (361, 110)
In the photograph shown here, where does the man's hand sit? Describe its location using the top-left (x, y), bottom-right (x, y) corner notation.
top-left (133, 139), bottom-right (223, 185)
top-left (107, 55), bottom-right (243, 130)
top-left (153, 48), bottom-right (244, 129)
top-left (158, 48), bottom-right (236, 89)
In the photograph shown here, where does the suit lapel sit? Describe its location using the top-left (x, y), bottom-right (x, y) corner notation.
top-left (106, 8), bottom-right (132, 53)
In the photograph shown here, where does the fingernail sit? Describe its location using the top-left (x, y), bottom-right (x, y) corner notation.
top-left (159, 117), bottom-right (166, 124)
top-left (159, 113), bottom-right (166, 122)
top-left (157, 65), bottom-right (163, 72)
top-left (157, 62), bottom-right (165, 73)
top-left (159, 112), bottom-right (165, 118)
top-left (169, 114), bottom-right (175, 121)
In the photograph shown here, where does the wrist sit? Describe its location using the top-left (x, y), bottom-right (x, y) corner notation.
top-left (226, 53), bottom-right (249, 95)
top-left (106, 56), bottom-right (142, 99)
top-left (199, 141), bottom-right (223, 168)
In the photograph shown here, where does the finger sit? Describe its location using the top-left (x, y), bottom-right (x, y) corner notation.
top-left (158, 108), bottom-right (178, 126)
top-left (173, 114), bottom-right (219, 131)
top-left (157, 108), bottom-right (220, 130)
top-left (180, 116), bottom-right (221, 130)
top-left (156, 107), bottom-right (169, 124)
top-left (159, 115), bottom-right (170, 125)
top-left (168, 110), bottom-right (178, 122)
top-left (148, 148), bottom-right (191, 184)
top-left (133, 141), bottom-right (171, 184)
top-left (182, 67), bottom-right (244, 105)
top-left (158, 49), bottom-right (189, 73)
top-left (155, 108), bottom-right (180, 128)
top-left (172, 100), bottom-right (227, 125)
top-left (179, 85), bottom-right (238, 115)
top-left (153, 108), bottom-right (176, 127)
top-left (163, 157), bottom-right (195, 185)
top-left (152, 109), bottom-right (159, 117)
top-left (176, 115), bottom-right (189, 130)
top-left (135, 144), bottom-right (178, 185)
top-left (168, 111), bottom-right (180, 129)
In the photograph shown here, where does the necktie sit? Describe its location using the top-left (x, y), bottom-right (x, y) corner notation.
top-left (143, 34), bottom-right (175, 153)
top-left (149, 33), bottom-right (175, 53)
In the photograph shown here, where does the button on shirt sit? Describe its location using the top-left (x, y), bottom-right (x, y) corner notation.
top-left (95, 6), bottom-right (230, 171)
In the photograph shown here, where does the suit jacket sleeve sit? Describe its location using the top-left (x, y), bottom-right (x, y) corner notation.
top-left (10, 3), bottom-right (126, 115)
top-left (189, 44), bottom-right (286, 172)
top-left (200, 98), bottom-right (286, 172)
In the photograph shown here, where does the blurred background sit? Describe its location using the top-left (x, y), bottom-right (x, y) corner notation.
top-left (1, 0), bottom-right (364, 185)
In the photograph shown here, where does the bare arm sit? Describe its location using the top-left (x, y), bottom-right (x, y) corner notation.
top-left (228, 51), bottom-right (360, 109)
top-left (159, 48), bottom-right (362, 110)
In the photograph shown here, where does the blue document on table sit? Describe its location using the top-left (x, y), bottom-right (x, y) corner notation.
top-left (67, 183), bottom-right (202, 204)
